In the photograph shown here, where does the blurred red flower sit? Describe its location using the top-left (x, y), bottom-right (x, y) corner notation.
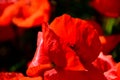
top-left (0, 72), bottom-right (43, 80)
top-left (90, 0), bottom-right (120, 18)
top-left (0, 2), bottom-right (13, 15)
top-left (12, 0), bottom-right (51, 28)
top-left (0, 0), bottom-right (51, 27)
top-left (0, 1), bottom-right (26, 42)
top-left (0, 1), bottom-right (23, 26)
top-left (0, 72), bottom-right (23, 80)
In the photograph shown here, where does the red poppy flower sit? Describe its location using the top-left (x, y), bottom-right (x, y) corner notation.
top-left (49, 14), bottom-right (101, 63)
top-left (99, 35), bottom-right (120, 54)
top-left (27, 14), bottom-right (104, 79)
top-left (12, 0), bottom-right (51, 28)
top-left (90, 0), bottom-right (120, 18)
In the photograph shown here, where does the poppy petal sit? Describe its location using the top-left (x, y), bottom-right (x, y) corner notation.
top-left (64, 45), bottom-right (86, 71)
top-left (99, 35), bottom-right (120, 54)
top-left (42, 22), bottom-right (86, 71)
top-left (92, 52), bottom-right (116, 73)
top-left (26, 32), bottom-right (52, 77)
top-left (42, 22), bottom-right (67, 68)
top-left (75, 21), bottom-right (101, 63)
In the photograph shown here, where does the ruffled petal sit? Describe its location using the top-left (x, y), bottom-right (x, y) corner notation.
top-left (26, 31), bottom-right (52, 77)
top-left (50, 14), bottom-right (101, 63)
top-left (42, 22), bottom-right (86, 71)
